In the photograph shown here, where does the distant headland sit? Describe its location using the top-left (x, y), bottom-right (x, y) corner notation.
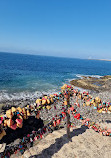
top-left (88, 59), bottom-right (111, 61)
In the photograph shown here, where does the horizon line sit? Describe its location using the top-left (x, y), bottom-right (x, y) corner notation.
top-left (0, 51), bottom-right (111, 61)
top-left (0, 51), bottom-right (88, 60)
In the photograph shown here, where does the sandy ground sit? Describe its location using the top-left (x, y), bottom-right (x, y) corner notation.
top-left (11, 124), bottom-right (111, 158)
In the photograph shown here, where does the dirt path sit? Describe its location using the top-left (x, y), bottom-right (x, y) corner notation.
top-left (11, 124), bottom-right (111, 158)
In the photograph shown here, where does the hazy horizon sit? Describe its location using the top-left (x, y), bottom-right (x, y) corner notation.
top-left (1, 51), bottom-right (111, 61)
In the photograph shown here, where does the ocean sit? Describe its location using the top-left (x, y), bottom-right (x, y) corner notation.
top-left (0, 52), bottom-right (111, 102)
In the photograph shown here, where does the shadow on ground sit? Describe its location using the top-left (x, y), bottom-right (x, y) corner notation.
top-left (0, 117), bottom-right (44, 144)
top-left (29, 125), bottom-right (88, 158)
top-left (105, 120), bottom-right (111, 123)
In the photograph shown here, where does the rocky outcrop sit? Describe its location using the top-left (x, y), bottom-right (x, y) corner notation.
top-left (70, 75), bottom-right (111, 92)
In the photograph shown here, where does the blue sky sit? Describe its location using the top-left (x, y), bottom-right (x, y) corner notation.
top-left (0, 0), bottom-right (111, 59)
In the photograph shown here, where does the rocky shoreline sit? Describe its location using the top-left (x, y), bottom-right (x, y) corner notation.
top-left (70, 75), bottom-right (111, 92)
top-left (69, 75), bottom-right (111, 125)
top-left (1, 75), bottom-right (111, 112)
top-left (0, 75), bottom-right (111, 129)
top-left (0, 75), bottom-right (111, 157)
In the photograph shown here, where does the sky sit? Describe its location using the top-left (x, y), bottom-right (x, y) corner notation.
top-left (0, 0), bottom-right (111, 59)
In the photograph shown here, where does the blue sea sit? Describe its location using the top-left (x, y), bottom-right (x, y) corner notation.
top-left (0, 52), bottom-right (111, 102)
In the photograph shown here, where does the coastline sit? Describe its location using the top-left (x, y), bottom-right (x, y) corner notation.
top-left (70, 75), bottom-right (111, 103)
top-left (0, 79), bottom-right (111, 157)
top-left (1, 75), bottom-right (111, 112)
top-left (88, 59), bottom-right (111, 61)
top-left (5, 82), bottom-right (111, 157)
top-left (70, 75), bottom-right (111, 92)
top-left (0, 89), bottom-right (59, 112)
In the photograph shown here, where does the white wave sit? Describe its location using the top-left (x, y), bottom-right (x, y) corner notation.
top-left (76, 74), bottom-right (84, 79)
top-left (0, 89), bottom-right (59, 102)
top-left (76, 74), bottom-right (102, 79)
top-left (65, 74), bottom-right (102, 83)
top-left (65, 78), bottom-right (76, 83)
